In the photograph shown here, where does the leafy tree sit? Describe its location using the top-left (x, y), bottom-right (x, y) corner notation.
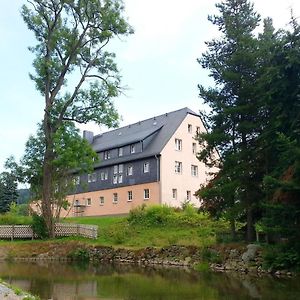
top-left (0, 166), bottom-right (19, 213)
top-left (20, 122), bottom-right (98, 221)
top-left (196, 0), bottom-right (263, 241)
top-left (21, 0), bottom-right (133, 236)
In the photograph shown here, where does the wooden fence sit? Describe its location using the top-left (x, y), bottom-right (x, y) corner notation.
top-left (0, 223), bottom-right (98, 240)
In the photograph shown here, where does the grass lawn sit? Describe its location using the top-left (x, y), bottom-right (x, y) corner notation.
top-left (62, 206), bottom-right (229, 249)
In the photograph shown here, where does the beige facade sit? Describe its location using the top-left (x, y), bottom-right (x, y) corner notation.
top-left (61, 182), bottom-right (160, 217)
top-left (160, 114), bottom-right (209, 208)
top-left (55, 108), bottom-right (214, 217)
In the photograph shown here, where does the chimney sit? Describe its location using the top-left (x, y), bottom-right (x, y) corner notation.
top-left (83, 130), bottom-right (94, 143)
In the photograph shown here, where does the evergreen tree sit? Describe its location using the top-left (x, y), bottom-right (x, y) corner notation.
top-left (196, 0), bottom-right (264, 241)
top-left (0, 171), bottom-right (18, 213)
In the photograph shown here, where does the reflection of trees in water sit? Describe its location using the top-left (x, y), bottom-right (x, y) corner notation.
top-left (0, 261), bottom-right (299, 300)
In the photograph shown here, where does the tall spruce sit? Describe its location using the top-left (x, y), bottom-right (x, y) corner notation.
top-left (196, 0), bottom-right (263, 241)
top-left (21, 0), bottom-right (133, 236)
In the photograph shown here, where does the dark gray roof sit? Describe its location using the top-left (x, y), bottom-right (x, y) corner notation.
top-left (91, 107), bottom-right (199, 168)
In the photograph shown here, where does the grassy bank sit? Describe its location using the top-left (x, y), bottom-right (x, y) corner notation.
top-left (63, 205), bottom-right (229, 248)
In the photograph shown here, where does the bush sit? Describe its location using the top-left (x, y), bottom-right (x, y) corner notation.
top-left (68, 248), bottom-right (90, 261)
top-left (263, 245), bottom-right (300, 271)
top-left (31, 214), bottom-right (49, 239)
top-left (128, 205), bottom-right (175, 226)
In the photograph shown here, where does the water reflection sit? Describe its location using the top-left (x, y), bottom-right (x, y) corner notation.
top-left (0, 261), bottom-right (298, 300)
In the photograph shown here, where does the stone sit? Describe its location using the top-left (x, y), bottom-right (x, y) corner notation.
top-left (241, 244), bottom-right (260, 263)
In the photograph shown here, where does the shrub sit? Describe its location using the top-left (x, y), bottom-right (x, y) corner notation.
top-left (31, 214), bottom-right (49, 239)
top-left (128, 205), bottom-right (175, 226)
top-left (263, 245), bottom-right (300, 271)
top-left (68, 248), bottom-right (90, 261)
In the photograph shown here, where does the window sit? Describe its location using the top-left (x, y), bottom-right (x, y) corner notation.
top-left (118, 174), bottom-right (123, 183)
top-left (75, 199), bottom-right (79, 206)
top-left (113, 165), bottom-right (118, 174)
top-left (175, 138), bottom-right (182, 151)
top-left (192, 143), bottom-right (197, 155)
top-left (118, 164), bottom-right (124, 173)
top-left (130, 144), bottom-right (136, 154)
top-left (191, 165), bottom-right (198, 177)
top-left (144, 189), bottom-right (150, 200)
top-left (143, 162), bottom-right (150, 173)
top-left (99, 196), bottom-right (105, 205)
top-left (88, 173), bottom-right (97, 183)
top-left (113, 174), bottom-right (118, 184)
top-left (175, 161), bottom-right (182, 174)
top-left (127, 165), bottom-right (133, 176)
top-left (86, 198), bottom-right (92, 206)
top-left (118, 147), bottom-right (123, 157)
top-left (196, 126), bottom-right (200, 135)
top-left (104, 150), bottom-right (110, 160)
top-left (187, 191), bottom-right (191, 201)
top-left (172, 189), bottom-right (177, 200)
top-left (113, 193), bottom-right (118, 204)
top-left (100, 171), bottom-right (108, 180)
top-left (188, 124), bottom-right (192, 133)
top-left (128, 191), bottom-right (133, 201)
top-left (74, 176), bottom-right (80, 185)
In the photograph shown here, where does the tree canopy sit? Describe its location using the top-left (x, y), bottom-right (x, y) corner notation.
top-left (21, 0), bottom-right (133, 235)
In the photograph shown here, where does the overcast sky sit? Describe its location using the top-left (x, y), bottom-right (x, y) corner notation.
top-left (0, 0), bottom-right (299, 171)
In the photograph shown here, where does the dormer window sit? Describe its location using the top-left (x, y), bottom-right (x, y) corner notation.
top-left (104, 150), bottom-right (110, 160)
top-left (118, 147), bottom-right (123, 157)
top-left (130, 144), bottom-right (136, 154)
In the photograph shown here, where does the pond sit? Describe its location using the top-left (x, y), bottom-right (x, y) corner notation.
top-left (0, 261), bottom-right (299, 300)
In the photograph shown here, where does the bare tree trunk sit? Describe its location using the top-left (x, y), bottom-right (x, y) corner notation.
top-left (42, 111), bottom-right (55, 238)
top-left (42, 147), bottom-right (55, 238)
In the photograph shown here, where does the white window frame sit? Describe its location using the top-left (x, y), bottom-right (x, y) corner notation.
top-left (113, 193), bottom-right (118, 204)
top-left (100, 171), bottom-right (108, 181)
top-left (99, 196), bottom-right (105, 206)
top-left (175, 161), bottom-right (182, 174)
top-left (196, 126), bottom-right (200, 135)
top-left (113, 174), bottom-right (118, 184)
top-left (86, 198), bottom-right (92, 206)
top-left (113, 165), bottom-right (118, 174)
top-left (88, 173), bottom-right (97, 183)
top-left (143, 162), bottom-right (150, 173)
top-left (192, 143), bottom-right (197, 155)
top-left (118, 164), bottom-right (124, 173)
top-left (118, 174), bottom-right (123, 183)
top-left (188, 124), bottom-right (192, 133)
top-left (191, 165), bottom-right (198, 177)
top-left (104, 150), bottom-right (110, 160)
top-left (127, 165), bottom-right (133, 176)
top-left (118, 147), bottom-right (123, 157)
top-left (128, 191), bottom-right (133, 202)
top-left (130, 144), bottom-right (136, 154)
top-left (175, 138), bottom-right (182, 151)
top-left (144, 188), bottom-right (150, 200)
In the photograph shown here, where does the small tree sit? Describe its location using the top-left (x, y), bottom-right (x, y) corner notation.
top-left (21, 0), bottom-right (133, 236)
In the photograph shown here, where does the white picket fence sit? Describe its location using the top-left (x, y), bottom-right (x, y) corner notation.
top-left (0, 223), bottom-right (98, 240)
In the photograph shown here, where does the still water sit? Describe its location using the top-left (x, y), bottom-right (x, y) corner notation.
top-left (0, 261), bottom-right (299, 300)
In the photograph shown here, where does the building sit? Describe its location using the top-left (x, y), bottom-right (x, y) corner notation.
top-left (63, 107), bottom-right (212, 217)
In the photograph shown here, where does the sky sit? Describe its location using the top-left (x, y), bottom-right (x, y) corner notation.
top-left (0, 0), bottom-right (300, 172)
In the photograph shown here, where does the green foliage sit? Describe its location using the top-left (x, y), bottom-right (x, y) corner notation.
top-left (201, 248), bottom-right (222, 264)
top-left (68, 248), bottom-right (90, 262)
top-left (196, 0), bottom-right (300, 244)
top-left (263, 245), bottom-right (300, 271)
top-left (31, 214), bottom-right (49, 239)
top-left (21, 0), bottom-right (133, 236)
top-left (0, 164), bottom-right (19, 213)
